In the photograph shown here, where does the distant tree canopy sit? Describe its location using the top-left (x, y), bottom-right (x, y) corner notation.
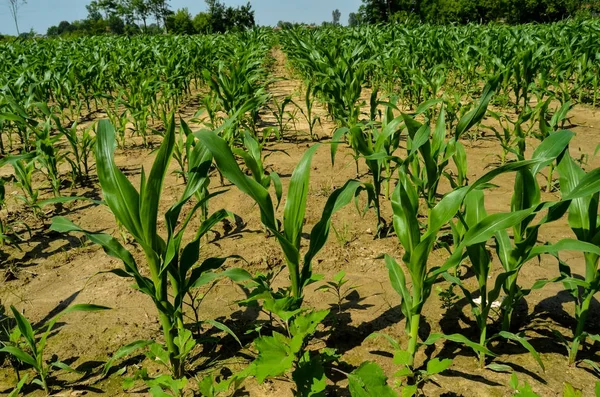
top-left (46, 0), bottom-right (254, 37)
top-left (354, 0), bottom-right (600, 24)
top-left (332, 9), bottom-right (341, 25)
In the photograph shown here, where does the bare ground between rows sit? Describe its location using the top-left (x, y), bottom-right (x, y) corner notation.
top-left (1, 49), bottom-right (600, 396)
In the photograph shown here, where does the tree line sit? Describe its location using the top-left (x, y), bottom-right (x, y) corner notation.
top-left (349, 0), bottom-right (600, 25)
top-left (45, 0), bottom-right (255, 37)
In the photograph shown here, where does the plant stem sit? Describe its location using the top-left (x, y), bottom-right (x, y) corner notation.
top-left (479, 325), bottom-right (487, 368)
top-left (407, 313), bottom-right (421, 368)
top-left (569, 292), bottom-right (594, 365)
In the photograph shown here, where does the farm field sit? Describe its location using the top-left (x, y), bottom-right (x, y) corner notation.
top-left (1, 20), bottom-right (600, 397)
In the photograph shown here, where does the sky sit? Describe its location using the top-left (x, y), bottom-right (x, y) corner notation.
top-left (0, 0), bottom-right (362, 35)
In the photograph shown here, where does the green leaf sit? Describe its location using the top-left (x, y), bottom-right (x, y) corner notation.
top-left (530, 130), bottom-right (574, 176)
top-left (563, 383), bottom-right (583, 397)
top-left (423, 333), bottom-right (495, 357)
top-left (284, 144), bottom-right (320, 248)
top-left (485, 363), bottom-right (513, 373)
top-left (498, 331), bottom-right (545, 371)
top-left (426, 358), bottom-right (452, 375)
top-left (205, 319), bottom-right (243, 347)
top-left (0, 346), bottom-right (38, 369)
top-left (348, 361), bottom-right (398, 397)
top-left (401, 385), bottom-right (418, 397)
top-left (385, 255), bottom-right (412, 321)
top-left (95, 120), bottom-right (144, 243)
top-left (463, 208), bottom-right (535, 247)
top-left (290, 310), bottom-right (329, 341)
top-left (103, 340), bottom-right (154, 375)
top-left (9, 306), bottom-right (36, 355)
top-left (393, 350), bottom-right (412, 366)
top-left (254, 332), bottom-right (295, 383)
top-left (292, 352), bottom-right (327, 397)
top-left (303, 180), bottom-right (364, 287)
top-left (455, 80), bottom-right (496, 139)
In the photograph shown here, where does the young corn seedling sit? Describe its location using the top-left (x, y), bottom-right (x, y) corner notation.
top-left (381, 169), bottom-right (488, 378)
top-left (3, 154), bottom-right (39, 209)
top-left (232, 130), bottom-right (283, 209)
top-left (331, 111), bottom-right (404, 237)
top-left (494, 130), bottom-right (575, 333)
top-left (487, 109), bottom-right (534, 165)
top-left (51, 116), bottom-right (247, 380)
top-left (293, 82), bottom-right (322, 141)
top-left (60, 123), bottom-right (96, 186)
top-left (378, 150), bottom-right (565, 383)
top-left (400, 81), bottom-right (496, 210)
top-left (0, 304), bottom-right (109, 394)
top-left (555, 153), bottom-right (600, 364)
top-left (197, 130), bottom-right (367, 308)
top-left (269, 95), bottom-right (293, 140)
top-left (535, 99), bottom-right (573, 191)
top-left (172, 119), bottom-right (194, 184)
top-left (445, 189), bottom-right (547, 371)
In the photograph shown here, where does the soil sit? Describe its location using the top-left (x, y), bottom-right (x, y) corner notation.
top-left (1, 48), bottom-right (600, 397)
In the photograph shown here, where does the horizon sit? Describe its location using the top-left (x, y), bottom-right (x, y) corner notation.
top-left (0, 0), bottom-right (362, 36)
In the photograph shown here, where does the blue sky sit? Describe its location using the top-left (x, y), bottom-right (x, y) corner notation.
top-left (0, 0), bottom-right (362, 35)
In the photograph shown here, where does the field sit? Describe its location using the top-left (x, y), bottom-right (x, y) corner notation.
top-left (1, 20), bottom-right (600, 397)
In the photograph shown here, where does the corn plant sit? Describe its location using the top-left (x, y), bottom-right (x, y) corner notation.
top-left (380, 148), bottom-right (566, 380)
top-left (493, 130), bottom-right (575, 333)
top-left (293, 82), bottom-right (321, 141)
top-left (197, 131), bottom-right (367, 308)
top-left (60, 123), bottom-right (96, 186)
top-left (34, 120), bottom-right (63, 198)
top-left (0, 304), bottom-right (108, 394)
top-left (487, 108), bottom-right (534, 165)
top-left (445, 190), bottom-right (547, 371)
top-left (401, 81), bottom-right (496, 210)
top-left (4, 154), bottom-right (38, 209)
top-left (203, 48), bottom-right (271, 140)
top-left (331, 112), bottom-right (404, 237)
top-left (51, 116), bottom-right (246, 380)
top-left (555, 153), bottom-right (600, 364)
top-left (269, 95), bottom-right (293, 139)
top-left (232, 131), bottom-right (283, 209)
top-left (535, 99), bottom-right (573, 191)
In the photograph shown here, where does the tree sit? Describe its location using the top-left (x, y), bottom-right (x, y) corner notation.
top-left (87, 0), bottom-right (119, 19)
top-left (166, 8), bottom-right (195, 34)
top-left (108, 14), bottom-right (125, 33)
top-left (7, 0), bottom-right (27, 35)
top-left (57, 20), bottom-right (74, 35)
top-left (149, 0), bottom-right (172, 31)
top-left (130, 0), bottom-right (152, 31)
top-left (193, 12), bottom-right (211, 33)
top-left (348, 12), bottom-right (361, 26)
top-left (332, 8), bottom-right (342, 25)
top-left (204, 0), bottom-right (255, 33)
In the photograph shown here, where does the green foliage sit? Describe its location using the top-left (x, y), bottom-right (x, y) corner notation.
top-left (317, 270), bottom-right (358, 313)
top-left (0, 304), bottom-right (109, 394)
top-left (51, 117), bottom-right (248, 379)
top-left (251, 310), bottom-right (330, 396)
top-left (197, 130), bottom-right (367, 305)
top-left (355, 0), bottom-right (596, 24)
